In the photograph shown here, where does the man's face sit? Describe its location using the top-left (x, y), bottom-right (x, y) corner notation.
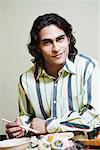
top-left (38, 25), bottom-right (70, 68)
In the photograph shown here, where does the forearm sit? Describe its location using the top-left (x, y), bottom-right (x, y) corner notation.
top-left (46, 110), bottom-right (100, 134)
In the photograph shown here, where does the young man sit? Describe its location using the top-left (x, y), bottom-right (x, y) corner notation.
top-left (6, 13), bottom-right (100, 138)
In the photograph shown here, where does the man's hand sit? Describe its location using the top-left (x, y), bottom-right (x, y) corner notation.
top-left (97, 132), bottom-right (100, 138)
top-left (6, 118), bottom-right (25, 138)
top-left (30, 118), bottom-right (47, 135)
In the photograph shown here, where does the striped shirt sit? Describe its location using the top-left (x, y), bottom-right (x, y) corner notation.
top-left (18, 54), bottom-right (100, 133)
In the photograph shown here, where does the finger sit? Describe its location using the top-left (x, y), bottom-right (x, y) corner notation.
top-left (12, 130), bottom-right (24, 138)
top-left (6, 127), bottom-right (24, 138)
top-left (15, 117), bottom-right (22, 125)
top-left (16, 130), bottom-right (25, 138)
top-left (6, 126), bottom-right (22, 135)
top-left (97, 133), bottom-right (100, 138)
top-left (28, 130), bottom-right (39, 136)
top-left (8, 131), bottom-right (23, 138)
top-left (6, 122), bottom-right (19, 128)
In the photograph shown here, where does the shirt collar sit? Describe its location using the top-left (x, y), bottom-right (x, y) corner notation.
top-left (36, 58), bottom-right (77, 80)
top-left (63, 58), bottom-right (77, 75)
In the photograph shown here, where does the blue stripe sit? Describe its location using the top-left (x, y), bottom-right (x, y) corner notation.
top-left (36, 80), bottom-right (48, 119)
top-left (87, 76), bottom-right (91, 105)
top-left (68, 74), bottom-right (74, 110)
top-left (79, 54), bottom-right (95, 85)
top-left (45, 118), bottom-right (55, 126)
top-left (83, 61), bottom-right (90, 85)
top-left (60, 121), bottom-right (90, 129)
top-left (53, 80), bottom-right (58, 118)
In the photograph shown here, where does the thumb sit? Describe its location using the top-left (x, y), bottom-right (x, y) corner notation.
top-left (15, 117), bottom-right (22, 125)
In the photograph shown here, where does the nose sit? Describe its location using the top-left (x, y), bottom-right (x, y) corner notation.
top-left (52, 42), bottom-right (60, 52)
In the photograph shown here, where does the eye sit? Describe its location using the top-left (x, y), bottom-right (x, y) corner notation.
top-left (44, 41), bottom-right (50, 45)
top-left (43, 40), bottom-right (52, 46)
top-left (58, 37), bottom-right (64, 41)
top-left (57, 35), bottom-right (66, 42)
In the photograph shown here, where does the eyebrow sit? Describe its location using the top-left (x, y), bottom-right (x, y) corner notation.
top-left (41, 34), bottom-right (66, 42)
top-left (56, 34), bottom-right (66, 41)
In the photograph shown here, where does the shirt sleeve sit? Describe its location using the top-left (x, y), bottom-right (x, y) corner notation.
top-left (80, 62), bottom-right (100, 127)
top-left (45, 62), bottom-right (100, 134)
top-left (18, 75), bottom-right (36, 129)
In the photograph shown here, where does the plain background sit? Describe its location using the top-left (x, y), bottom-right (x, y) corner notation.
top-left (0, 0), bottom-right (100, 135)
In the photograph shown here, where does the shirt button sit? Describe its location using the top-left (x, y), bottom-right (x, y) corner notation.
top-left (54, 83), bottom-right (57, 87)
top-left (53, 117), bottom-right (56, 119)
top-left (53, 100), bottom-right (56, 104)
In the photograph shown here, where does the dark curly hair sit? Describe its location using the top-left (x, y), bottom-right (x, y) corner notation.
top-left (27, 13), bottom-right (78, 67)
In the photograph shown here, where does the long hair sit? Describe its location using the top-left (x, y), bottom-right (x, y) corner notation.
top-left (27, 13), bottom-right (78, 67)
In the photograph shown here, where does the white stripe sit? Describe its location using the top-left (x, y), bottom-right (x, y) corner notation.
top-left (22, 69), bottom-right (43, 118)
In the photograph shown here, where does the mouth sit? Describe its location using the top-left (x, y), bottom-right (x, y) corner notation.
top-left (52, 53), bottom-right (63, 58)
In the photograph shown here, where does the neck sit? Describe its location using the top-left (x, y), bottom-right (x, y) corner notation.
top-left (44, 64), bottom-right (64, 78)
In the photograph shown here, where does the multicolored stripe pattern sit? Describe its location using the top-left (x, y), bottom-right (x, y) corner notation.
top-left (18, 54), bottom-right (100, 133)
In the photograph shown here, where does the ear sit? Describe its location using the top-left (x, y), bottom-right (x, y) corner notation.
top-left (37, 46), bottom-right (41, 53)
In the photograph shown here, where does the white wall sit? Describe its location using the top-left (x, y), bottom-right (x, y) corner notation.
top-left (99, 1), bottom-right (100, 63)
top-left (0, 0), bottom-right (100, 134)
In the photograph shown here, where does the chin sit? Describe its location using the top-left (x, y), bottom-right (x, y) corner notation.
top-left (53, 61), bottom-right (66, 66)
top-left (56, 59), bottom-right (66, 65)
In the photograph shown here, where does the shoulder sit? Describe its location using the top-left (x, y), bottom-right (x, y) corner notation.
top-left (75, 53), bottom-right (98, 77)
top-left (75, 53), bottom-right (97, 69)
top-left (75, 53), bottom-right (97, 66)
top-left (19, 65), bottom-right (36, 82)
